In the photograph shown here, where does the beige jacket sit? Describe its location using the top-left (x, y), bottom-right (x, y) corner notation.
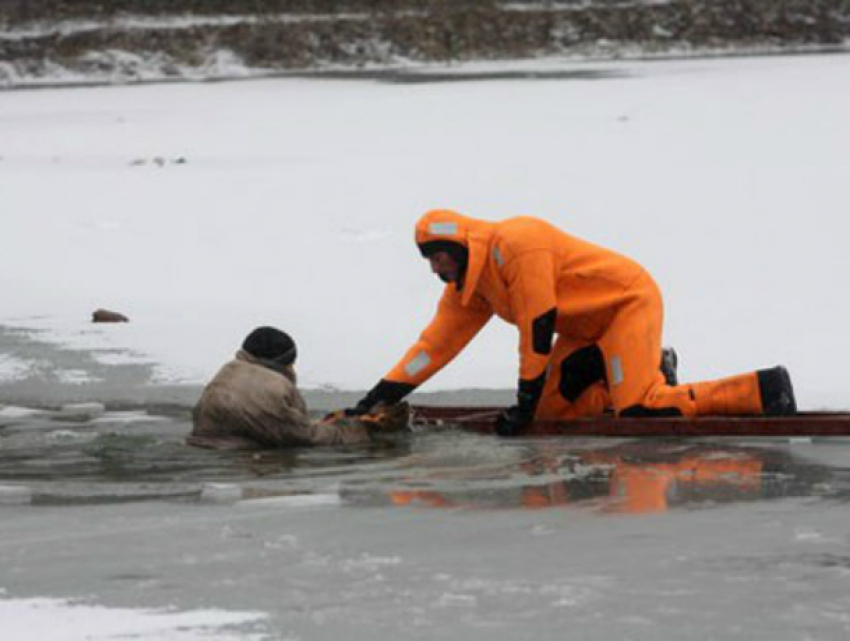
top-left (188, 350), bottom-right (369, 449)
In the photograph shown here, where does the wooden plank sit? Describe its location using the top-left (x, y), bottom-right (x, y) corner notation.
top-left (409, 406), bottom-right (850, 437)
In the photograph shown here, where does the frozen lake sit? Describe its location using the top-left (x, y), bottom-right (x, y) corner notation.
top-left (1, 52), bottom-right (849, 407)
top-left (2, 51), bottom-right (850, 639)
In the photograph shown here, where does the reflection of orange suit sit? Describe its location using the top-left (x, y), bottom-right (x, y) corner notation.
top-left (388, 488), bottom-right (569, 510)
top-left (520, 483), bottom-right (571, 509)
top-left (523, 455), bottom-right (763, 512)
top-left (607, 456), bottom-right (763, 513)
top-left (384, 210), bottom-right (764, 418)
top-left (389, 490), bottom-right (453, 508)
top-left (387, 452), bottom-right (763, 513)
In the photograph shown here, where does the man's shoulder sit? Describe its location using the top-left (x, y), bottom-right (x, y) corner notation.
top-left (207, 357), bottom-right (287, 391)
top-left (195, 357), bottom-right (300, 418)
top-left (212, 357), bottom-right (258, 380)
top-left (493, 216), bottom-right (558, 253)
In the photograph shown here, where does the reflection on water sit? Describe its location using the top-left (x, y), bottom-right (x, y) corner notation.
top-left (342, 436), bottom-right (849, 514)
top-left (0, 409), bottom-right (848, 513)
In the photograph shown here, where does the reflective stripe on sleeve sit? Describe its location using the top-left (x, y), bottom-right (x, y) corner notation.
top-left (405, 351), bottom-right (432, 377)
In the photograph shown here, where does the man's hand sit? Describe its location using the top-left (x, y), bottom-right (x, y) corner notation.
top-left (494, 405), bottom-right (533, 437)
top-left (325, 403), bottom-right (410, 433)
top-left (357, 402), bottom-right (410, 433)
top-left (346, 380), bottom-right (415, 416)
top-left (320, 409), bottom-right (346, 424)
top-left (495, 373), bottom-right (546, 437)
top-left (343, 402), bottom-right (370, 417)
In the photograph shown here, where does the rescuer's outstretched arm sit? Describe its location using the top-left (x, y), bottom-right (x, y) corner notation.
top-left (350, 288), bottom-right (493, 415)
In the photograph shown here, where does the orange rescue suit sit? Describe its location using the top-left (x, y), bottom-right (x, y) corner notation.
top-left (383, 210), bottom-right (764, 418)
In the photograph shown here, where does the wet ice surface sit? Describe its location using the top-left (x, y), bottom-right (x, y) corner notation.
top-left (3, 407), bottom-right (848, 509)
top-left (2, 408), bottom-right (850, 640)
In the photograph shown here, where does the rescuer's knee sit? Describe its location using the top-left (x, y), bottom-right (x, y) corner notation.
top-left (559, 344), bottom-right (607, 403)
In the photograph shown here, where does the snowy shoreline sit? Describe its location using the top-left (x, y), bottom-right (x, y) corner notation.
top-left (2, 43), bottom-right (849, 91)
top-left (3, 0), bottom-right (848, 89)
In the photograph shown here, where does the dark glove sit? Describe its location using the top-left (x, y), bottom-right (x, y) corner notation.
top-left (494, 373), bottom-right (547, 437)
top-left (346, 379), bottom-right (415, 416)
top-left (494, 405), bottom-right (533, 437)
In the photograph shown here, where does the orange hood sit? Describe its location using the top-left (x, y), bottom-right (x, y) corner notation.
top-left (415, 209), bottom-right (495, 307)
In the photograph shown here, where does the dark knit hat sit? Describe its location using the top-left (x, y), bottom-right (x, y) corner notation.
top-left (242, 326), bottom-right (297, 366)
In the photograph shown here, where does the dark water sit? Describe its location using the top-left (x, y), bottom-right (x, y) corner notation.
top-left (2, 407), bottom-right (849, 514)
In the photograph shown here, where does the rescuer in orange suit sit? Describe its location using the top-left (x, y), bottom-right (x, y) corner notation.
top-left (351, 210), bottom-right (797, 436)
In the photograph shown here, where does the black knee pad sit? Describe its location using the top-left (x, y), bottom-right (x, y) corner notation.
top-left (532, 308), bottom-right (557, 355)
top-left (559, 344), bottom-right (607, 403)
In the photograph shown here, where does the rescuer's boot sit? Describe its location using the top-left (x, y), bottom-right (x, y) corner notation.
top-left (757, 366), bottom-right (797, 416)
top-left (660, 347), bottom-right (679, 386)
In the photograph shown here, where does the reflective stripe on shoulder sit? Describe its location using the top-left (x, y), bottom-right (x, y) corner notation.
top-left (493, 245), bottom-right (504, 267)
top-left (428, 222), bottom-right (458, 236)
top-left (405, 351), bottom-right (431, 377)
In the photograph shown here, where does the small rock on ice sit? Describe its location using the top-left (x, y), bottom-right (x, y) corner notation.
top-left (92, 309), bottom-right (129, 323)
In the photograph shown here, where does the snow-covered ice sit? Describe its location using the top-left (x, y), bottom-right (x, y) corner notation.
top-left (3, 488), bottom-right (850, 641)
top-left (0, 596), bottom-right (269, 641)
top-left (2, 53), bottom-right (848, 408)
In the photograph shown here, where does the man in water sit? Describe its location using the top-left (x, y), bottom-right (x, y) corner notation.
top-left (349, 209), bottom-right (796, 436)
top-left (189, 326), bottom-right (405, 449)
